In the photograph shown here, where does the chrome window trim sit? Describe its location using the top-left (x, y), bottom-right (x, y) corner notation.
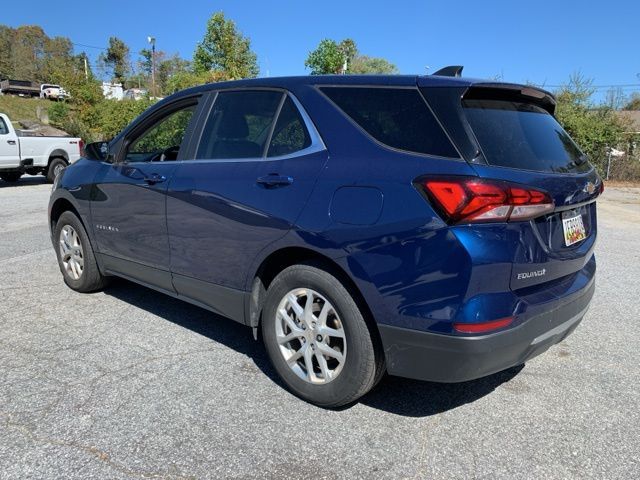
top-left (281, 91), bottom-right (327, 156)
top-left (185, 90), bottom-right (326, 164)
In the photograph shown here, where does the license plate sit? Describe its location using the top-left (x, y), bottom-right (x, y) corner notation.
top-left (562, 211), bottom-right (587, 246)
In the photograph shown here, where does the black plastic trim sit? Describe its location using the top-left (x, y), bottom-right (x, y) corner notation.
top-left (172, 273), bottom-right (246, 324)
top-left (378, 280), bottom-right (594, 383)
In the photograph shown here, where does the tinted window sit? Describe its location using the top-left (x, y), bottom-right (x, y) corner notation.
top-left (125, 104), bottom-right (196, 162)
top-left (321, 87), bottom-right (458, 158)
top-left (463, 99), bottom-right (591, 173)
top-left (267, 97), bottom-right (311, 157)
top-left (197, 90), bottom-right (283, 159)
top-left (0, 117), bottom-right (8, 135)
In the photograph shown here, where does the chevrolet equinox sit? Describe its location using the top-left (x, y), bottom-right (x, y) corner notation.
top-left (49, 68), bottom-right (601, 407)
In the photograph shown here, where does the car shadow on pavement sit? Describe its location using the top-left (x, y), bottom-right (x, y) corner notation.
top-left (103, 279), bottom-right (523, 417)
top-left (0, 175), bottom-right (48, 188)
top-left (103, 279), bottom-right (281, 381)
top-left (359, 366), bottom-right (523, 417)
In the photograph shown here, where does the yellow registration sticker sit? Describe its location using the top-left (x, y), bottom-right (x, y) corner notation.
top-left (562, 211), bottom-right (586, 246)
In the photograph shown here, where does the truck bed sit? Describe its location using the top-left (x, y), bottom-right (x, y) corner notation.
top-left (0, 79), bottom-right (40, 96)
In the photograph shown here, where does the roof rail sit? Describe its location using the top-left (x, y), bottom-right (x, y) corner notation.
top-left (432, 65), bottom-right (464, 78)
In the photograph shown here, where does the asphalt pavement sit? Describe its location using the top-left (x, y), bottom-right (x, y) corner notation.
top-left (0, 176), bottom-right (638, 479)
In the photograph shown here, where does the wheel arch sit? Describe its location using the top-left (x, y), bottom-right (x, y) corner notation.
top-left (247, 246), bottom-right (381, 344)
top-left (49, 197), bottom-right (81, 233)
top-left (48, 149), bottom-right (69, 165)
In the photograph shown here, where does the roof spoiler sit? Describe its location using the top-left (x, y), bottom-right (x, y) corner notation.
top-left (432, 65), bottom-right (464, 77)
top-left (465, 83), bottom-right (557, 114)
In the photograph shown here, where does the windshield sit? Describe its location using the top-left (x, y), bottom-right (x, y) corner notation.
top-left (463, 99), bottom-right (591, 173)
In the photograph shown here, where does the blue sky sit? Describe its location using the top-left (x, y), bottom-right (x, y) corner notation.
top-left (4, 0), bottom-right (639, 101)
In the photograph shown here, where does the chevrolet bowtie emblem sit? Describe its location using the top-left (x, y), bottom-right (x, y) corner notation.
top-left (583, 182), bottom-right (596, 194)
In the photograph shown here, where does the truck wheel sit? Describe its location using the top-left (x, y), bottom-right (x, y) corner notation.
top-left (47, 157), bottom-right (67, 183)
top-left (261, 262), bottom-right (384, 408)
top-left (54, 211), bottom-right (109, 292)
top-left (0, 172), bottom-right (22, 183)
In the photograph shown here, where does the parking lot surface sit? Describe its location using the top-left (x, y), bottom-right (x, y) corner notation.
top-left (0, 177), bottom-right (638, 479)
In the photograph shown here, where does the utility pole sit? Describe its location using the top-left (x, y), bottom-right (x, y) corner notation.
top-left (83, 56), bottom-right (88, 80)
top-left (147, 36), bottom-right (156, 97)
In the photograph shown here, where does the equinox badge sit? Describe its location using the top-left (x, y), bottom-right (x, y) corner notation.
top-left (517, 268), bottom-right (546, 280)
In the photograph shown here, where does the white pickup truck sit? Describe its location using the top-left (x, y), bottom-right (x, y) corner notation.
top-left (40, 84), bottom-right (69, 100)
top-left (0, 113), bottom-right (83, 183)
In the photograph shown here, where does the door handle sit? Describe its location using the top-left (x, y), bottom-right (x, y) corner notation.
top-left (143, 173), bottom-right (167, 185)
top-left (256, 174), bottom-right (293, 188)
top-left (7, 140), bottom-right (16, 145)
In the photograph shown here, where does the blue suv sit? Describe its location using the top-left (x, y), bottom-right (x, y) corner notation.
top-left (49, 69), bottom-right (601, 407)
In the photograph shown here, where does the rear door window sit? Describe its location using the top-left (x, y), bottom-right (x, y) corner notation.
top-left (320, 87), bottom-right (459, 158)
top-left (463, 98), bottom-right (591, 173)
top-left (197, 90), bottom-right (283, 159)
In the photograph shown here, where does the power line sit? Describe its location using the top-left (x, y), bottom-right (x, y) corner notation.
top-left (70, 41), bottom-right (108, 51)
top-left (537, 83), bottom-right (640, 90)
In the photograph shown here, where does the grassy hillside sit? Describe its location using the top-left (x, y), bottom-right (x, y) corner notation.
top-left (0, 95), bottom-right (51, 127)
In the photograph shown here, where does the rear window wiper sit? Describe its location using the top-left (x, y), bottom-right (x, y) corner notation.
top-left (566, 154), bottom-right (588, 170)
top-left (575, 154), bottom-right (589, 165)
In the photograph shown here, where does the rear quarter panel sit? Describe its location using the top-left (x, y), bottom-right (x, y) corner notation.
top-left (248, 85), bottom-right (481, 327)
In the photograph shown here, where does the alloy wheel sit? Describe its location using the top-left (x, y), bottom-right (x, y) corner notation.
top-left (53, 163), bottom-right (65, 178)
top-left (59, 225), bottom-right (84, 280)
top-left (275, 288), bottom-right (347, 384)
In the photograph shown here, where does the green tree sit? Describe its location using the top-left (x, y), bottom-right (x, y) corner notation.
top-left (96, 98), bottom-right (154, 139)
top-left (165, 69), bottom-right (230, 95)
top-left (603, 87), bottom-right (627, 110)
top-left (41, 36), bottom-right (74, 83)
top-left (138, 48), bottom-right (155, 78)
top-left (624, 93), bottom-right (640, 110)
top-left (349, 55), bottom-right (398, 74)
top-left (193, 12), bottom-right (259, 79)
top-left (132, 49), bottom-right (192, 95)
top-left (0, 24), bottom-right (80, 83)
top-left (99, 37), bottom-right (130, 86)
top-left (305, 38), bottom-right (397, 75)
top-left (157, 54), bottom-right (191, 95)
top-left (554, 73), bottom-right (630, 176)
top-left (305, 39), bottom-right (347, 75)
top-left (11, 26), bottom-right (47, 80)
top-left (0, 25), bottom-right (13, 79)
top-left (339, 39), bottom-right (357, 67)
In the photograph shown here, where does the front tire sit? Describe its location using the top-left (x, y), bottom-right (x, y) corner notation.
top-left (0, 172), bottom-right (22, 183)
top-left (262, 263), bottom-right (383, 407)
top-left (54, 211), bottom-right (108, 292)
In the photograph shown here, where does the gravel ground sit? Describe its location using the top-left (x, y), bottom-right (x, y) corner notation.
top-left (0, 176), bottom-right (638, 479)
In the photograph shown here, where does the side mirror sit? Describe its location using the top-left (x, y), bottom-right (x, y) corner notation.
top-left (84, 141), bottom-right (112, 162)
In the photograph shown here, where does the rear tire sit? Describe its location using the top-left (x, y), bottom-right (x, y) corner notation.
top-left (262, 262), bottom-right (383, 407)
top-left (0, 172), bottom-right (22, 183)
top-left (54, 211), bottom-right (108, 292)
top-left (47, 157), bottom-right (67, 183)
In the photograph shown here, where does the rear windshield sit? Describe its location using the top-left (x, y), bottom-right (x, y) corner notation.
top-left (320, 87), bottom-right (459, 158)
top-left (463, 99), bottom-right (590, 173)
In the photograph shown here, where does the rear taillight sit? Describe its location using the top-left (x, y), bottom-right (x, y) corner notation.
top-left (79, 139), bottom-right (85, 156)
top-left (418, 177), bottom-right (554, 224)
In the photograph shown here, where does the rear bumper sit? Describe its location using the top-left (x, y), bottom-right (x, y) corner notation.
top-left (378, 278), bottom-right (594, 383)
